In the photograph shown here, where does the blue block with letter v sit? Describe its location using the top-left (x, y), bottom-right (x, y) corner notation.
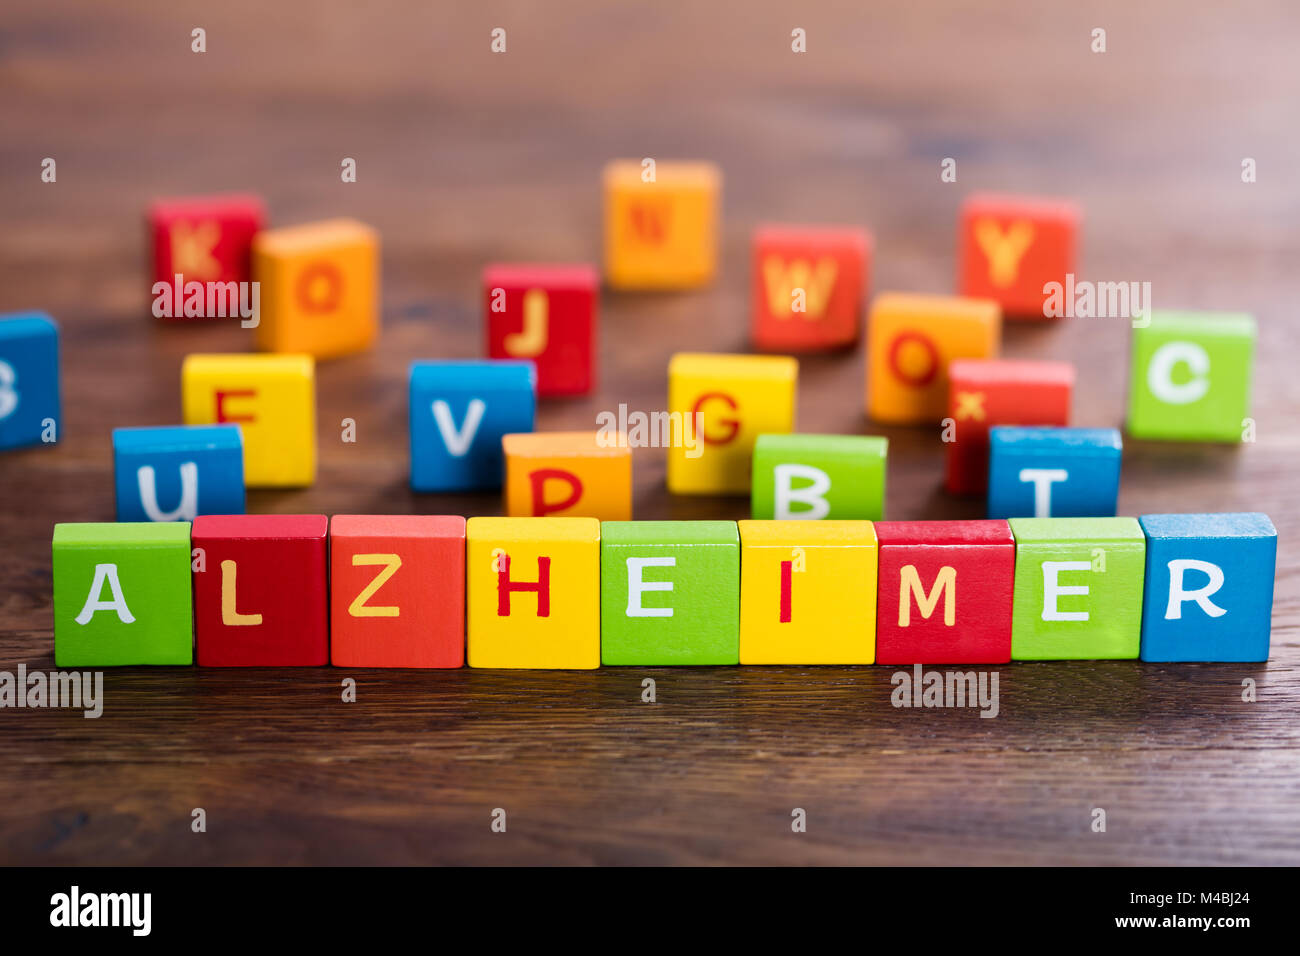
top-left (0, 311), bottom-right (61, 451)
top-left (987, 426), bottom-right (1121, 519)
top-left (1138, 512), bottom-right (1276, 662)
top-left (113, 424), bottom-right (245, 521)
top-left (409, 360), bottom-right (536, 492)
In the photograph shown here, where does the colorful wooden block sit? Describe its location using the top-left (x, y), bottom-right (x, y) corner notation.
top-left (181, 353), bottom-right (316, 487)
top-left (603, 159), bottom-right (720, 289)
top-left (503, 431), bottom-right (632, 520)
top-left (466, 517), bottom-right (600, 669)
top-left (945, 359), bottom-right (1074, 496)
top-left (329, 515), bottom-right (466, 668)
top-left (866, 293), bottom-right (1000, 424)
top-left (147, 194), bottom-right (264, 318)
top-left (1126, 311), bottom-right (1256, 442)
top-left (873, 521), bottom-right (1014, 664)
top-left (252, 218), bottom-right (379, 359)
top-left (1009, 517), bottom-right (1145, 660)
top-left (599, 521), bottom-right (739, 665)
top-left (667, 352), bottom-right (798, 495)
top-left (957, 193), bottom-right (1080, 319)
top-left (1138, 513), bottom-right (1277, 662)
top-left (409, 360), bottom-right (535, 492)
top-left (483, 264), bottom-right (597, 397)
top-left (113, 425), bottom-right (244, 522)
top-left (738, 520), bottom-right (877, 664)
top-left (192, 514), bottom-right (328, 666)
top-left (0, 312), bottom-right (60, 451)
top-left (987, 426), bottom-right (1122, 519)
top-left (751, 225), bottom-right (872, 351)
top-left (53, 522), bottom-right (193, 666)
top-left (751, 434), bottom-right (887, 520)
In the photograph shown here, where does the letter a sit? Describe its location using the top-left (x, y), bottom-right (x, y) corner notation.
top-left (75, 564), bottom-right (136, 625)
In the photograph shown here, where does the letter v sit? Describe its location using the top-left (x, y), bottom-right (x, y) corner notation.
top-left (432, 399), bottom-right (486, 457)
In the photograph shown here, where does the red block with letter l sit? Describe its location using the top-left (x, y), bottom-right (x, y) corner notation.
top-left (945, 358), bottom-right (1074, 496)
top-left (483, 264), bottom-right (598, 397)
top-left (193, 514), bottom-right (328, 666)
top-left (873, 520), bottom-right (1014, 665)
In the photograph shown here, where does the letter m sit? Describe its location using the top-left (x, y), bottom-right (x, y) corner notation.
top-left (898, 565), bottom-right (956, 627)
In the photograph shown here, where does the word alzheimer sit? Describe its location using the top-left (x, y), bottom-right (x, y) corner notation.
top-left (51, 512), bottom-right (1276, 669)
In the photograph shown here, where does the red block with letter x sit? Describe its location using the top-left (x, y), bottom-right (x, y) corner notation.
top-left (193, 514), bottom-right (328, 666)
top-left (147, 194), bottom-right (265, 318)
top-left (483, 264), bottom-right (598, 397)
top-left (750, 225), bottom-right (872, 352)
top-left (874, 520), bottom-right (1015, 665)
top-left (945, 358), bottom-right (1074, 496)
top-left (957, 193), bottom-right (1080, 319)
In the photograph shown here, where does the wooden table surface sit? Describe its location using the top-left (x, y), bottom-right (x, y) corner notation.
top-left (2, 1), bottom-right (1298, 865)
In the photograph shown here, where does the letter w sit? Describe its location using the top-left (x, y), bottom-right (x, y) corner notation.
top-left (898, 565), bottom-right (956, 626)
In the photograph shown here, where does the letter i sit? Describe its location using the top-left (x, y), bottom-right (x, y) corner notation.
top-left (780, 561), bottom-right (793, 623)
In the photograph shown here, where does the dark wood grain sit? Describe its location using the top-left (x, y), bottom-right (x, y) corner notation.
top-left (1, 0), bottom-right (1298, 865)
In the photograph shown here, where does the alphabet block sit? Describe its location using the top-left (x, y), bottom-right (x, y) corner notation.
top-left (483, 264), bottom-right (597, 397)
top-left (957, 193), bottom-right (1080, 319)
top-left (181, 353), bottom-right (316, 487)
top-left (253, 218), bottom-right (379, 359)
top-left (866, 293), bottom-right (1000, 424)
top-left (945, 359), bottom-right (1074, 496)
top-left (987, 426), bottom-right (1121, 519)
top-left (503, 431), bottom-right (632, 520)
top-left (0, 312), bottom-right (60, 451)
top-left (1138, 513), bottom-right (1276, 662)
top-left (409, 360), bottom-right (536, 492)
top-left (53, 522), bottom-right (192, 666)
top-left (738, 520), bottom-right (877, 664)
top-left (1009, 517), bottom-right (1145, 659)
top-left (1126, 311), bottom-right (1255, 442)
top-left (751, 225), bottom-right (872, 351)
top-left (667, 352), bottom-right (798, 495)
top-left (603, 160), bottom-right (720, 289)
top-left (873, 520), bottom-right (1014, 664)
top-left (192, 514), bottom-right (328, 666)
top-left (466, 517), bottom-right (600, 669)
top-left (751, 434), bottom-right (887, 520)
top-left (112, 425), bottom-right (244, 522)
top-left (329, 515), bottom-right (466, 668)
top-left (600, 521), bottom-right (739, 665)
top-left (147, 194), bottom-right (265, 318)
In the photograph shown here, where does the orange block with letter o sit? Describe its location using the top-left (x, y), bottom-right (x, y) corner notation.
top-left (866, 293), bottom-right (1000, 425)
top-left (503, 431), bottom-right (632, 520)
top-left (253, 218), bottom-right (379, 359)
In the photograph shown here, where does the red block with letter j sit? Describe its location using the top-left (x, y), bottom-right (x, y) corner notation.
top-left (483, 264), bottom-right (598, 397)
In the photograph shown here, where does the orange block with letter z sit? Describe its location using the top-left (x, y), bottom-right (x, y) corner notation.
top-left (503, 431), bottom-right (632, 520)
top-left (958, 193), bottom-right (1080, 319)
top-left (751, 225), bottom-right (871, 352)
top-left (866, 293), bottom-right (1000, 425)
top-left (329, 515), bottom-right (466, 668)
top-left (253, 218), bottom-right (379, 359)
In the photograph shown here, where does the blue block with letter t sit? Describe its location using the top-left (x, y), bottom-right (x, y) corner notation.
top-left (987, 426), bottom-right (1121, 519)
top-left (113, 424), bottom-right (245, 521)
top-left (409, 360), bottom-right (536, 492)
top-left (0, 312), bottom-right (61, 451)
top-left (1138, 512), bottom-right (1277, 662)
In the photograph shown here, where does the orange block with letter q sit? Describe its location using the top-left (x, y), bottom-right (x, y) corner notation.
top-left (329, 515), bottom-right (465, 668)
top-left (503, 431), bottom-right (632, 520)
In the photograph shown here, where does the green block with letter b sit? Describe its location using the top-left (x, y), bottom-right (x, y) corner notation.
top-left (751, 433), bottom-right (887, 520)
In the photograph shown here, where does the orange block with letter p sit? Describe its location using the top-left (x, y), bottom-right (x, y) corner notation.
top-left (253, 218), bottom-right (379, 359)
top-left (503, 431), bottom-right (632, 520)
top-left (958, 194), bottom-right (1080, 319)
top-left (865, 293), bottom-right (1000, 425)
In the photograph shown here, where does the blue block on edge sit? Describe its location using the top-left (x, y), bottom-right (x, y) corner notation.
top-left (0, 312), bottom-right (61, 451)
top-left (113, 424), bottom-right (245, 521)
top-left (409, 360), bottom-right (536, 492)
top-left (987, 426), bottom-right (1121, 519)
top-left (1139, 512), bottom-right (1277, 662)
